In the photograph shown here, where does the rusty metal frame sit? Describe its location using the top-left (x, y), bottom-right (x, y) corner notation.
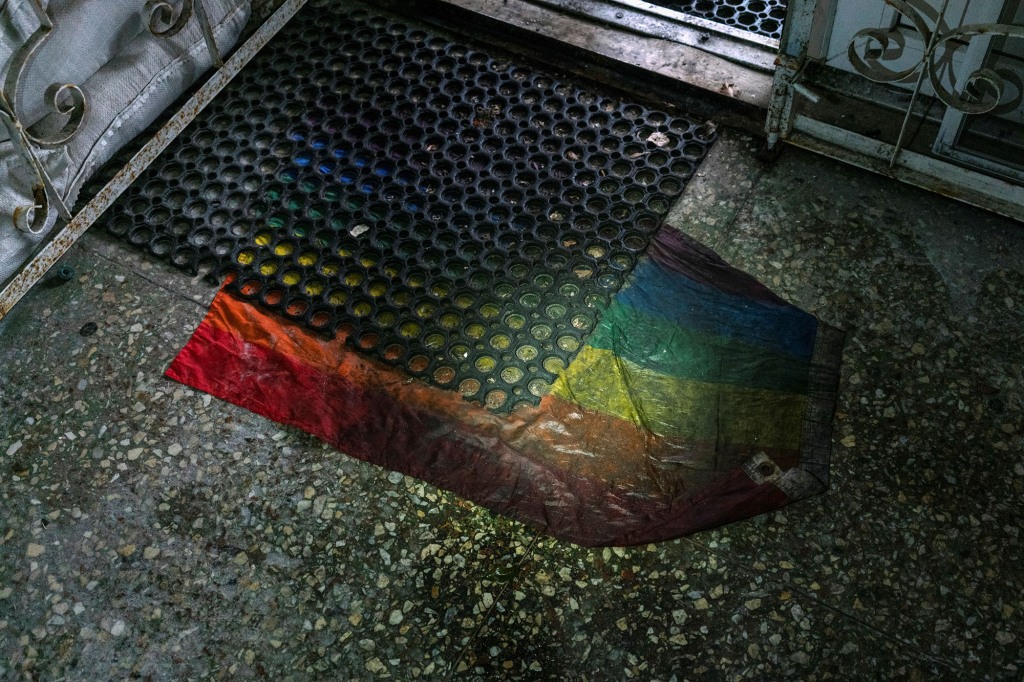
top-left (764, 0), bottom-right (818, 147)
top-left (0, 0), bottom-right (309, 319)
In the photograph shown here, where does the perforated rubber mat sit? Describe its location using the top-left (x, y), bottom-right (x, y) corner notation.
top-left (652, 0), bottom-right (786, 40)
top-left (100, 0), bottom-right (716, 412)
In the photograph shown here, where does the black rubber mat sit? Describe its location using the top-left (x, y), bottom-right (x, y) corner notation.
top-left (652, 0), bottom-right (786, 40)
top-left (99, 0), bottom-right (715, 411)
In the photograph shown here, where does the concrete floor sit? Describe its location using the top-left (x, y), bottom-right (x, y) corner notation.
top-left (2, 128), bottom-right (1023, 680)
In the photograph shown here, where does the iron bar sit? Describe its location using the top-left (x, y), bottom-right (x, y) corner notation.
top-left (889, 0), bottom-right (952, 168)
top-left (192, 0), bottom-right (225, 69)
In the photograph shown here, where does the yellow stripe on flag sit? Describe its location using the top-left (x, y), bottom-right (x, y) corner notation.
top-left (550, 346), bottom-right (807, 450)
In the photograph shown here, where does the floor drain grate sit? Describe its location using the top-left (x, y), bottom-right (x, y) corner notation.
top-left (99, 0), bottom-right (716, 412)
top-left (650, 0), bottom-right (786, 40)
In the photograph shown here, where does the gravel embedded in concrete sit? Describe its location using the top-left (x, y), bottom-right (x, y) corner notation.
top-left (2, 129), bottom-right (1023, 679)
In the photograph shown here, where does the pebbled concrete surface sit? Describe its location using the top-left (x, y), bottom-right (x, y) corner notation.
top-left (2, 124), bottom-right (1023, 680)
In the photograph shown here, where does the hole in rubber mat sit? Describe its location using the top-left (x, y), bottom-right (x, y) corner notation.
top-left (98, 0), bottom-right (716, 412)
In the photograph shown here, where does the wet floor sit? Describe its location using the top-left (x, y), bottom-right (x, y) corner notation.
top-left (2, 128), bottom-right (1023, 680)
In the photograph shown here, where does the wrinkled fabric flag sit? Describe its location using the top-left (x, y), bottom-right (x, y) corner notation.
top-left (167, 225), bottom-right (843, 546)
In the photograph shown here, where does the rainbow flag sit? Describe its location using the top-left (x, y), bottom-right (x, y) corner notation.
top-left (167, 225), bottom-right (843, 546)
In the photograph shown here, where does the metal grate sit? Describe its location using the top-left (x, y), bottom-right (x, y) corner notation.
top-left (99, 1), bottom-right (716, 411)
top-left (651, 0), bottom-right (787, 40)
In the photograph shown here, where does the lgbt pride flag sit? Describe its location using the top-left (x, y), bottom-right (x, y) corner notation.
top-left (167, 226), bottom-right (843, 546)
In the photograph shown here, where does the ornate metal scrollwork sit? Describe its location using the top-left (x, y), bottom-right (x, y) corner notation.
top-left (0, 95), bottom-right (65, 232)
top-left (146, 0), bottom-right (195, 37)
top-left (146, 0), bottom-right (223, 67)
top-left (0, 0), bottom-right (220, 234)
top-left (929, 25), bottom-right (1024, 115)
top-left (848, 0), bottom-right (1024, 116)
top-left (2, 0), bottom-right (87, 148)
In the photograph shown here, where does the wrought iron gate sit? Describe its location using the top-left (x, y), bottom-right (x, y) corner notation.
top-left (767, 0), bottom-right (1024, 218)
